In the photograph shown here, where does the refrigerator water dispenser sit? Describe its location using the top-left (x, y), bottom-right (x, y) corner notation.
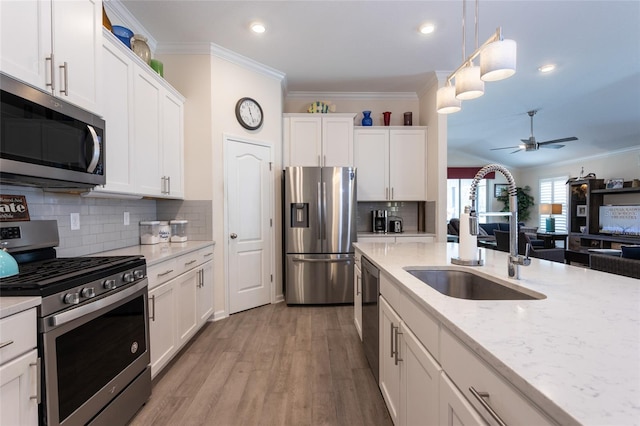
top-left (291, 203), bottom-right (309, 227)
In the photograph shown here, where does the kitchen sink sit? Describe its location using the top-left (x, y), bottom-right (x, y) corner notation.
top-left (405, 269), bottom-right (545, 300)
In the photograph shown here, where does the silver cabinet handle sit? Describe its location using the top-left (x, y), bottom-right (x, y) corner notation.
top-left (323, 155), bottom-right (326, 166)
top-left (386, 187), bottom-right (389, 200)
top-left (29, 357), bottom-right (41, 403)
top-left (394, 327), bottom-right (403, 365)
top-left (59, 62), bottom-right (68, 95)
top-left (390, 322), bottom-right (396, 358)
top-left (149, 294), bottom-right (156, 321)
top-left (291, 257), bottom-right (353, 264)
top-left (204, 252), bottom-right (214, 257)
top-left (356, 275), bottom-right (361, 295)
top-left (230, 233), bottom-right (238, 239)
top-left (391, 187), bottom-right (394, 200)
top-left (167, 176), bottom-right (171, 194)
top-left (0, 340), bottom-right (14, 350)
top-left (185, 259), bottom-right (197, 266)
top-left (469, 387), bottom-right (508, 426)
top-left (157, 269), bottom-right (174, 277)
top-left (46, 54), bottom-right (55, 90)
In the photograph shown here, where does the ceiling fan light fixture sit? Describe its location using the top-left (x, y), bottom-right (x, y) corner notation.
top-left (480, 39), bottom-right (517, 81)
top-left (455, 65), bottom-right (485, 100)
top-left (436, 85), bottom-right (462, 114)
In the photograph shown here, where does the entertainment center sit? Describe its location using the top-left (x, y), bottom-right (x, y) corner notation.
top-left (566, 178), bottom-right (640, 264)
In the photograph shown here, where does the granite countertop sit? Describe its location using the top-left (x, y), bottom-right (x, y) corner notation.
top-left (354, 241), bottom-right (639, 425)
top-left (94, 241), bottom-right (215, 266)
top-left (0, 296), bottom-right (41, 319)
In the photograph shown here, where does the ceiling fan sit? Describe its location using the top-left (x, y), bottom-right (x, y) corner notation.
top-left (491, 110), bottom-right (578, 154)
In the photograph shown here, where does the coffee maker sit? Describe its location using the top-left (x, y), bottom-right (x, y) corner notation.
top-left (372, 210), bottom-right (388, 233)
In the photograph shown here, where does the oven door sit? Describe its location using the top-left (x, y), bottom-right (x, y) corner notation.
top-left (41, 280), bottom-right (150, 426)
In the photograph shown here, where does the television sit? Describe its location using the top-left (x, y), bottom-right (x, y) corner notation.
top-left (599, 205), bottom-right (640, 236)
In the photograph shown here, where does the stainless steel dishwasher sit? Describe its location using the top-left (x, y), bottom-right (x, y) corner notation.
top-left (361, 256), bottom-right (380, 383)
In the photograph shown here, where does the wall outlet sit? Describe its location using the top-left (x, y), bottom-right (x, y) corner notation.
top-left (124, 211), bottom-right (130, 226)
top-left (70, 213), bottom-right (80, 230)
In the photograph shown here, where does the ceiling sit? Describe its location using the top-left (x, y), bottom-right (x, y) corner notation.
top-left (116, 0), bottom-right (640, 170)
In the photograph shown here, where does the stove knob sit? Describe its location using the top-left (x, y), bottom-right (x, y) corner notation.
top-left (123, 272), bottom-right (135, 283)
top-left (63, 293), bottom-right (80, 305)
top-left (81, 287), bottom-right (96, 298)
top-left (103, 279), bottom-right (116, 290)
top-left (134, 270), bottom-right (145, 279)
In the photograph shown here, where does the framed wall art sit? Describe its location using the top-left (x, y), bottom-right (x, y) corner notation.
top-left (576, 205), bottom-right (587, 217)
top-left (494, 184), bottom-right (508, 198)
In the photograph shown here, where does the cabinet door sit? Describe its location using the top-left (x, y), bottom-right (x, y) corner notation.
top-left (0, 0), bottom-right (51, 91)
top-left (161, 91), bottom-right (184, 198)
top-left (288, 116), bottom-right (322, 166)
top-left (355, 128), bottom-right (389, 201)
top-left (51, 0), bottom-right (101, 114)
top-left (197, 260), bottom-right (214, 326)
top-left (133, 67), bottom-right (163, 196)
top-left (379, 296), bottom-right (401, 425)
top-left (322, 116), bottom-right (354, 166)
top-left (176, 269), bottom-right (198, 346)
top-left (400, 324), bottom-right (440, 426)
top-left (389, 129), bottom-right (426, 201)
top-left (99, 35), bottom-right (135, 194)
top-left (0, 349), bottom-right (39, 426)
top-left (440, 373), bottom-right (488, 426)
top-left (149, 281), bottom-right (177, 378)
top-left (354, 263), bottom-right (362, 340)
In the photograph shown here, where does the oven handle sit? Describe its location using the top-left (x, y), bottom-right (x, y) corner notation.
top-left (86, 125), bottom-right (101, 174)
top-left (49, 280), bottom-right (147, 328)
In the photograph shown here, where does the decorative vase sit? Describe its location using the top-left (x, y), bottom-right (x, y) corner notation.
top-left (383, 111), bottom-right (391, 126)
top-left (131, 34), bottom-right (151, 64)
top-left (362, 111), bottom-right (372, 126)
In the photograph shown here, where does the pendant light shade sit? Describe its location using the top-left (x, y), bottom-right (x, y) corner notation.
top-left (455, 65), bottom-right (484, 100)
top-left (436, 85), bottom-right (462, 114)
top-left (480, 39), bottom-right (517, 81)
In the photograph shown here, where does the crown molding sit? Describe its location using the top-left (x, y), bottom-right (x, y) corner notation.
top-left (285, 91), bottom-right (418, 101)
top-left (210, 44), bottom-right (286, 83)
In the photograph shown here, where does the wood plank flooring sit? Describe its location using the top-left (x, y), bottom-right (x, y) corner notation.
top-left (130, 303), bottom-right (392, 426)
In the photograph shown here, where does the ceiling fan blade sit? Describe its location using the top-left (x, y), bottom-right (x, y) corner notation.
top-left (510, 148), bottom-right (523, 154)
top-left (540, 144), bottom-right (565, 149)
top-left (538, 137), bottom-right (578, 145)
top-left (491, 145), bottom-right (522, 151)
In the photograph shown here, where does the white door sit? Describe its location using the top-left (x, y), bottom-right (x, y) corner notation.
top-left (226, 138), bottom-right (273, 314)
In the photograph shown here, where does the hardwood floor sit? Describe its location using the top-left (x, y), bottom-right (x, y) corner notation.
top-left (131, 303), bottom-right (392, 426)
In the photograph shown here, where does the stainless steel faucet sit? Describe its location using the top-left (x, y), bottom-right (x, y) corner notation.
top-left (468, 164), bottom-right (530, 279)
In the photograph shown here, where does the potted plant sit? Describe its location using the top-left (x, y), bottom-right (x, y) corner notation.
top-left (496, 185), bottom-right (535, 222)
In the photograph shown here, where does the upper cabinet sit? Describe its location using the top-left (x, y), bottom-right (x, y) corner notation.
top-left (94, 30), bottom-right (184, 199)
top-left (283, 113), bottom-right (356, 167)
top-left (355, 127), bottom-right (427, 201)
top-left (0, 0), bottom-right (101, 115)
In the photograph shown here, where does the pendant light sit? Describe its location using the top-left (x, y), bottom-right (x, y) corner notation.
top-left (436, 84), bottom-right (462, 114)
top-left (455, 0), bottom-right (484, 100)
top-left (480, 37), bottom-right (517, 81)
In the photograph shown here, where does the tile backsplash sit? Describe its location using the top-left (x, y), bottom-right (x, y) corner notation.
top-left (0, 185), bottom-right (212, 257)
top-left (357, 201), bottom-right (425, 232)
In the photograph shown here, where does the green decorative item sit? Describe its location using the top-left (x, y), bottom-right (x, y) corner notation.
top-left (496, 185), bottom-right (535, 222)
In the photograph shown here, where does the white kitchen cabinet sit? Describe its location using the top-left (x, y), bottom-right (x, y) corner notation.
top-left (355, 127), bottom-right (427, 201)
top-left (283, 113), bottom-right (356, 167)
top-left (147, 244), bottom-right (214, 378)
top-left (0, 0), bottom-right (101, 114)
top-left (379, 296), bottom-right (401, 425)
top-left (0, 308), bottom-right (39, 426)
top-left (353, 250), bottom-right (362, 340)
top-left (161, 90), bottom-right (185, 198)
top-left (440, 373), bottom-right (488, 426)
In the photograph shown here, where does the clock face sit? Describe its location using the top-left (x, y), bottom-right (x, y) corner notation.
top-left (235, 97), bottom-right (263, 130)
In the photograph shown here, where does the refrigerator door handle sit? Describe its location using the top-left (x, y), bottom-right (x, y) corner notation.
top-left (322, 181), bottom-right (327, 240)
top-left (317, 182), bottom-right (323, 241)
top-left (292, 257), bottom-right (354, 264)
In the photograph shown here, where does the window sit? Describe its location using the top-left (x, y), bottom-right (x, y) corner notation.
top-left (447, 179), bottom-right (487, 221)
top-left (539, 176), bottom-right (568, 232)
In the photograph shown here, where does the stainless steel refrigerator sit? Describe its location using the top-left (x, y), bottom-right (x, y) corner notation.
top-left (284, 166), bottom-right (357, 304)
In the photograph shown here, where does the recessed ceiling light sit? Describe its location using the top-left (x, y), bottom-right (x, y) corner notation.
top-left (250, 22), bottom-right (266, 34)
top-left (419, 23), bottom-right (435, 35)
top-left (538, 64), bottom-right (556, 73)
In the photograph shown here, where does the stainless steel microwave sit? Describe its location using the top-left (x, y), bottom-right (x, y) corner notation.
top-left (0, 73), bottom-right (105, 188)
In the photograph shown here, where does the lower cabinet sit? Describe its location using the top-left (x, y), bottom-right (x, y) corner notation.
top-left (440, 373), bottom-right (488, 426)
top-left (354, 251), bottom-right (362, 340)
top-left (148, 246), bottom-right (214, 378)
top-left (379, 296), bottom-right (401, 424)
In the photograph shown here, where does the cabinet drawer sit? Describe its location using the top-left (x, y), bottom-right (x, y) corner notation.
top-left (398, 293), bottom-right (439, 362)
top-left (147, 258), bottom-right (179, 290)
top-left (441, 328), bottom-right (555, 426)
top-left (380, 272), bottom-right (401, 311)
top-left (0, 308), bottom-right (37, 364)
top-left (176, 251), bottom-right (202, 275)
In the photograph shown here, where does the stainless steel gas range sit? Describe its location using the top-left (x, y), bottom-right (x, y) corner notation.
top-left (0, 220), bottom-right (151, 426)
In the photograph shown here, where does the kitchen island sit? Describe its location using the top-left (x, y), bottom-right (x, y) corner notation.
top-left (354, 241), bottom-right (639, 425)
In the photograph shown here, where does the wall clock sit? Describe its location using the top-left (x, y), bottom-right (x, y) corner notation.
top-left (235, 97), bottom-right (263, 130)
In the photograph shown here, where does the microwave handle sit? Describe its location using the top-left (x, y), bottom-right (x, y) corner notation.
top-left (86, 125), bottom-right (101, 173)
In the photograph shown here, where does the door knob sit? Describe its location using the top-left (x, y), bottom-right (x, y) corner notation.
top-left (230, 233), bottom-right (238, 239)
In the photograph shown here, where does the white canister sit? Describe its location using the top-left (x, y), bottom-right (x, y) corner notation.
top-left (139, 221), bottom-right (160, 245)
top-left (159, 221), bottom-right (171, 243)
top-left (170, 220), bottom-right (188, 242)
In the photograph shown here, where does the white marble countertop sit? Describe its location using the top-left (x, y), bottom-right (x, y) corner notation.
top-left (0, 296), bottom-right (41, 319)
top-left (358, 231), bottom-right (436, 238)
top-left (354, 241), bottom-right (640, 425)
top-left (93, 241), bottom-right (215, 266)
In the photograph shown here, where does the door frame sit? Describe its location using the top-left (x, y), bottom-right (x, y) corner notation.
top-left (223, 134), bottom-right (275, 314)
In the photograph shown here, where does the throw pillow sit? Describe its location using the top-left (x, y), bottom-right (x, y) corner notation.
top-left (478, 226), bottom-right (488, 236)
top-left (621, 246), bottom-right (640, 260)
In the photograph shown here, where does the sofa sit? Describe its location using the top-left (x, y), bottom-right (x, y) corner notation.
top-left (590, 246), bottom-right (640, 279)
top-left (494, 230), bottom-right (565, 263)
